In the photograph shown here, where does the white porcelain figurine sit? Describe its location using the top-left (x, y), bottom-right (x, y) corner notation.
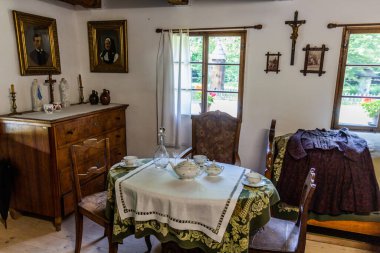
top-left (59, 78), bottom-right (70, 108)
top-left (31, 79), bottom-right (43, 112)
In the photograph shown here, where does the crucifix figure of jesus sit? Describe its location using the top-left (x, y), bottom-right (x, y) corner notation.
top-left (45, 73), bottom-right (57, 104)
top-left (285, 11), bottom-right (306, 65)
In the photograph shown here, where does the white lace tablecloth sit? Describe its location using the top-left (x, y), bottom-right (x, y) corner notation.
top-left (115, 160), bottom-right (245, 242)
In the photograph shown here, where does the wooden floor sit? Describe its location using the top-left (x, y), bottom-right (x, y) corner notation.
top-left (0, 215), bottom-right (379, 253)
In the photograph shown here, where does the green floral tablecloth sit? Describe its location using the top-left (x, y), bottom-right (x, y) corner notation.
top-left (106, 160), bottom-right (280, 253)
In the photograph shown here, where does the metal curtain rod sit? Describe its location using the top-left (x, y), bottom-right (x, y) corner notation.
top-left (328, 22), bottom-right (380, 28)
top-left (156, 24), bottom-right (262, 33)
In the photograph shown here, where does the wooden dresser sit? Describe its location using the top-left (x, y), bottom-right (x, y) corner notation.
top-left (0, 104), bottom-right (128, 230)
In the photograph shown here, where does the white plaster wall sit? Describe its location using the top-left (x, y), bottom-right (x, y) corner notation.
top-left (0, 0), bottom-right (79, 112)
top-left (2, 0), bottom-right (380, 172)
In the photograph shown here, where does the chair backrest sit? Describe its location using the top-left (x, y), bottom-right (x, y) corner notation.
top-left (191, 110), bottom-right (241, 165)
top-left (70, 138), bottom-right (111, 204)
top-left (265, 119), bottom-right (276, 179)
top-left (295, 168), bottom-right (316, 252)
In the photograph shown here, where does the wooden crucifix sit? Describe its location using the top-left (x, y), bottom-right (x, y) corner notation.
top-left (285, 11), bottom-right (306, 65)
top-left (45, 73), bottom-right (57, 104)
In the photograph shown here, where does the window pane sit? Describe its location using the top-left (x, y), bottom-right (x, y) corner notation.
top-left (342, 66), bottom-right (380, 97)
top-left (191, 64), bottom-right (202, 89)
top-left (190, 36), bottom-right (203, 62)
top-left (347, 33), bottom-right (380, 65)
top-left (207, 65), bottom-right (239, 92)
top-left (208, 36), bottom-right (241, 64)
top-left (181, 90), bottom-right (201, 115)
top-left (338, 97), bottom-right (380, 127)
top-left (208, 92), bottom-right (238, 117)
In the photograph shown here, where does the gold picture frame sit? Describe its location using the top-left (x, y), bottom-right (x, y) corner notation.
top-left (88, 20), bottom-right (128, 73)
top-left (13, 10), bottom-right (61, 76)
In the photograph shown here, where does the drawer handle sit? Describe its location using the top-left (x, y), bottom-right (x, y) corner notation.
top-left (116, 116), bottom-right (121, 120)
top-left (116, 134), bottom-right (121, 138)
top-left (66, 130), bottom-right (74, 135)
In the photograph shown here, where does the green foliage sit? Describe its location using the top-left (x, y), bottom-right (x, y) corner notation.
top-left (193, 92), bottom-right (216, 104)
top-left (343, 34), bottom-right (380, 94)
top-left (361, 100), bottom-right (380, 118)
top-left (189, 35), bottom-right (241, 90)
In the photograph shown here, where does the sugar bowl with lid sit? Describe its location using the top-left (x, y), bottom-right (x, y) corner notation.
top-left (205, 161), bottom-right (224, 176)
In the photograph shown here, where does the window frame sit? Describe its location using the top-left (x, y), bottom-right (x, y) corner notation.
top-left (184, 30), bottom-right (246, 120)
top-left (332, 26), bottom-right (380, 132)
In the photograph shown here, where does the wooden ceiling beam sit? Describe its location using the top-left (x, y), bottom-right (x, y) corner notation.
top-left (168, 0), bottom-right (189, 5)
top-left (58, 0), bottom-right (101, 8)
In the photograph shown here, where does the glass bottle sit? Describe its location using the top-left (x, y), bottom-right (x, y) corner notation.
top-left (154, 127), bottom-right (169, 169)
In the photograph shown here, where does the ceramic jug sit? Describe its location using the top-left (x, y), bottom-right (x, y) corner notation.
top-left (89, 90), bottom-right (99, 105)
top-left (100, 89), bottom-right (110, 105)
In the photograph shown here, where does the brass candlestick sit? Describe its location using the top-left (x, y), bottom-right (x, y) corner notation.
top-left (9, 90), bottom-right (20, 115)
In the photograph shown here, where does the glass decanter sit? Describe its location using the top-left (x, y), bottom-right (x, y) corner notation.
top-left (154, 127), bottom-right (169, 169)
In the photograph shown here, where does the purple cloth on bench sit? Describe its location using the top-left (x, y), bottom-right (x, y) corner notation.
top-left (277, 128), bottom-right (380, 215)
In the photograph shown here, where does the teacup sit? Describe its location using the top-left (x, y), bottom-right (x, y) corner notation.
top-left (53, 101), bottom-right (62, 112)
top-left (193, 155), bottom-right (208, 165)
top-left (123, 155), bottom-right (138, 166)
top-left (43, 104), bottom-right (54, 114)
top-left (245, 172), bottom-right (262, 184)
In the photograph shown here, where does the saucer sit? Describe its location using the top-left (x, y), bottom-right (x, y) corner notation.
top-left (120, 161), bottom-right (141, 168)
top-left (241, 178), bottom-right (266, 188)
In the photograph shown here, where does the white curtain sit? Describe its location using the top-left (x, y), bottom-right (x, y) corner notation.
top-left (156, 30), bottom-right (191, 149)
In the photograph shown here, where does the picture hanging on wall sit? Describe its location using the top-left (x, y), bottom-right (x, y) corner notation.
top-left (265, 52), bottom-right (281, 74)
top-left (88, 20), bottom-right (128, 73)
top-left (300, 44), bottom-right (329, 76)
top-left (13, 10), bottom-right (61, 76)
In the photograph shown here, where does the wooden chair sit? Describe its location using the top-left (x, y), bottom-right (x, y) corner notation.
top-left (265, 119), bottom-right (276, 180)
top-left (70, 138), bottom-right (117, 253)
top-left (181, 110), bottom-right (242, 165)
top-left (249, 168), bottom-right (317, 253)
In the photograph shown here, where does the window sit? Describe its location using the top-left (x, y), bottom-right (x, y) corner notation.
top-left (181, 31), bottom-right (246, 119)
top-left (332, 27), bottom-right (380, 131)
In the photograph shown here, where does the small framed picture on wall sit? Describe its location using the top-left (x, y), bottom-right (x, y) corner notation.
top-left (300, 44), bottom-right (329, 76)
top-left (265, 52), bottom-right (281, 74)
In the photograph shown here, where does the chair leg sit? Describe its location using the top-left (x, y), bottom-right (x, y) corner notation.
top-left (145, 235), bottom-right (152, 253)
top-left (74, 212), bottom-right (83, 253)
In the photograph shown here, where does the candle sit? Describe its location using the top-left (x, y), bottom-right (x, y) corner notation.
top-left (10, 84), bottom-right (14, 93)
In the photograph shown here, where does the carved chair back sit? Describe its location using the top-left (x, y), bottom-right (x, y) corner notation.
top-left (70, 138), bottom-right (110, 204)
top-left (191, 110), bottom-right (241, 165)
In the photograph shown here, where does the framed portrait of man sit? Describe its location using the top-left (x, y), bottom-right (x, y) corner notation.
top-left (300, 44), bottom-right (329, 76)
top-left (13, 11), bottom-right (61, 76)
top-left (88, 20), bottom-right (128, 73)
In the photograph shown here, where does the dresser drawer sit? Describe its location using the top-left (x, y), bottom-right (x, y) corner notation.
top-left (110, 145), bottom-right (126, 165)
top-left (60, 166), bottom-right (72, 194)
top-left (105, 127), bottom-right (125, 147)
top-left (55, 120), bottom-right (84, 147)
top-left (91, 109), bottom-right (125, 136)
top-left (55, 109), bottom-right (125, 147)
top-left (56, 128), bottom-right (125, 172)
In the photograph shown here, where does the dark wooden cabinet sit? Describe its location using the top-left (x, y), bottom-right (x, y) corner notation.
top-left (0, 104), bottom-right (128, 230)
